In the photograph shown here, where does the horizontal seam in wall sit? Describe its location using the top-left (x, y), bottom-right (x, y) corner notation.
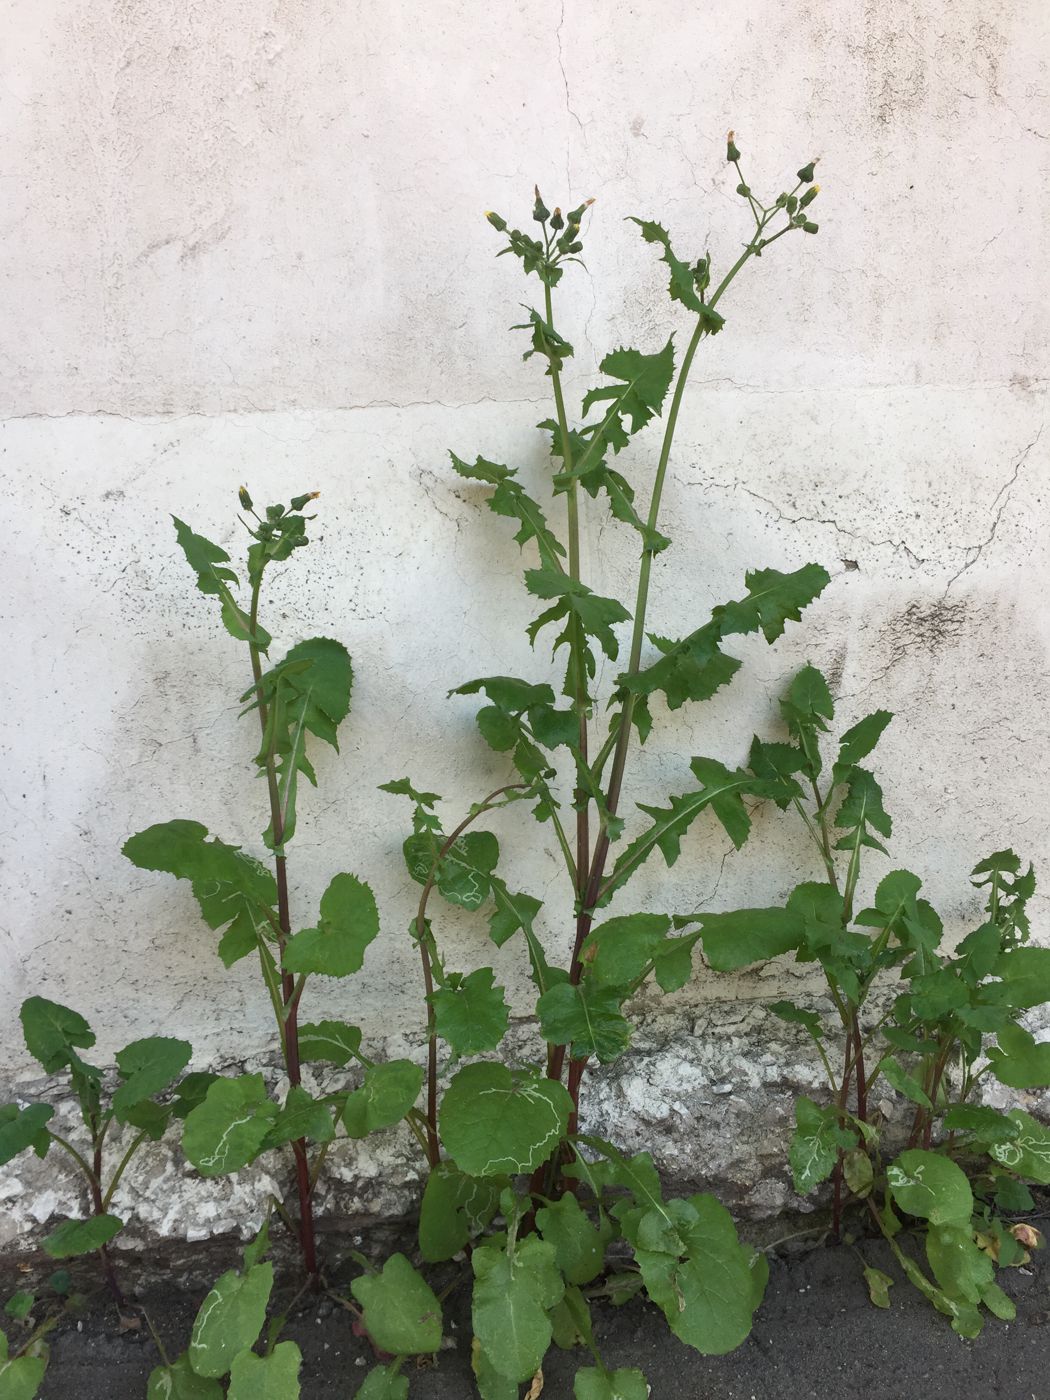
top-left (0, 378), bottom-right (1047, 426)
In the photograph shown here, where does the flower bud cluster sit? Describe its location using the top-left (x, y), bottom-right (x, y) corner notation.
top-left (727, 134), bottom-right (822, 238)
top-left (240, 489), bottom-right (320, 559)
top-left (485, 190), bottom-right (595, 285)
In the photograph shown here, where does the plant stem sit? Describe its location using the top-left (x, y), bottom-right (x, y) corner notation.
top-left (793, 797), bottom-right (839, 886)
top-left (582, 227), bottom-right (773, 931)
top-left (102, 1131), bottom-right (148, 1211)
top-left (831, 1024), bottom-right (856, 1238)
top-left (415, 783), bottom-right (529, 1166)
top-left (853, 1020), bottom-right (868, 1123)
top-left (141, 1310), bottom-right (171, 1369)
top-left (88, 1153), bottom-right (125, 1305)
top-left (47, 1131), bottom-right (99, 1187)
top-left (543, 276), bottom-right (593, 1021)
top-left (46, 1126), bottom-right (124, 1301)
top-left (248, 577), bottom-right (317, 1279)
top-left (545, 222), bottom-right (782, 1114)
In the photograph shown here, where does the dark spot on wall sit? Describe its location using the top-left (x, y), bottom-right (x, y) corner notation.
top-left (874, 597), bottom-right (971, 685)
top-left (863, 0), bottom-right (929, 125)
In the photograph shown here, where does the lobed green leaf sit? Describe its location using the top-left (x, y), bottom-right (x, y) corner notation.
top-left (42, 1214), bottom-right (123, 1259)
top-left (430, 968), bottom-right (510, 1056)
top-left (341, 1061), bottom-right (423, 1139)
top-left (440, 1063), bottom-right (573, 1177)
top-left (188, 1262), bottom-right (273, 1378)
top-left (227, 1342), bottom-right (301, 1400)
top-left (182, 1074), bottom-right (278, 1176)
top-left (0, 1104), bottom-right (53, 1168)
top-left (112, 1037), bottom-right (192, 1119)
top-left (283, 873), bottom-right (379, 977)
top-left (122, 821), bottom-right (277, 969)
top-left (350, 1254), bottom-right (442, 1356)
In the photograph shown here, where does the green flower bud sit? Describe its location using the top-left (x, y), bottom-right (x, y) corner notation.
top-left (799, 184), bottom-right (820, 208)
top-left (565, 198), bottom-right (594, 225)
top-left (290, 491), bottom-right (320, 511)
top-left (238, 486), bottom-right (253, 510)
top-left (775, 193), bottom-right (787, 207)
top-left (796, 160), bottom-right (817, 183)
top-left (726, 130), bottom-right (741, 162)
top-left (786, 195), bottom-right (798, 214)
top-left (566, 241), bottom-right (583, 253)
top-left (532, 186), bottom-right (550, 223)
top-left (802, 221), bottom-right (819, 234)
top-left (485, 211), bottom-right (508, 232)
top-left (736, 183), bottom-right (751, 197)
top-left (550, 207), bottom-right (565, 230)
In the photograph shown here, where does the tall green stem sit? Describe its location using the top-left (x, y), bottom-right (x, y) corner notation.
top-left (248, 576), bottom-right (317, 1279)
top-left (543, 279), bottom-right (591, 921)
top-left (415, 783), bottom-right (529, 1165)
top-left (546, 224), bottom-right (778, 1110)
top-left (576, 231), bottom-right (769, 945)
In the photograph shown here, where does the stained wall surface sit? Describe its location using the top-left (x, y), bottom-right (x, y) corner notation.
top-left (1, 0), bottom-right (1048, 1239)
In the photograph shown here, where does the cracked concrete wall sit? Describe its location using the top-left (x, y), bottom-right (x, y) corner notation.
top-left (2, 0), bottom-right (1049, 1244)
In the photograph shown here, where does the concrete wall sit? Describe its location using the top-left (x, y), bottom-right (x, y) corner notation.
top-left (2, 0), bottom-right (1048, 1242)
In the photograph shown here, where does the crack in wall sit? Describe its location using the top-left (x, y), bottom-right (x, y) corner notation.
top-left (697, 479), bottom-right (928, 564)
top-left (943, 426), bottom-right (1043, 592)
top-left (555, 0), bottom-right (585, 159)
top-left (0, 395), bottom-right (554, 427)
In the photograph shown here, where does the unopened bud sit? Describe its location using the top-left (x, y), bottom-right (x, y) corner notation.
top-left (532, 187), bottom-right (550, 223)
top-left (802, 220), bottom-right (819, 234)
top-left (786, 194), bottom-right (798, 214)
top-left (565, 199), bottom-right (594, 225)
top-left (566, 241), bottom-right (583, 253)
top-left (726, 130), bottom-right (741, 162)
top-left (797, 160), bottom-right (818, 183)
top-left (800, 184), bottom-right (820, 208)
top-left (290, 491), bottom-right (320, 511)
top-left (736, 182), bottom-right (751, 197)
top-left (485, 211), bottom-right (508, 232)
top-left (550, 207), bottom-right (564, 230)
top-left (238, 486), bottom-right (253, 510)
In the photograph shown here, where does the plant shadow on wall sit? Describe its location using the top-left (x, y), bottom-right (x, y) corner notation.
top-left (2, 139), bottom-right (1047, 1400)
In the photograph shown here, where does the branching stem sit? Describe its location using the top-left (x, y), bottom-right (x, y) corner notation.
top-left (248, 576), bottom-right (317, 1279)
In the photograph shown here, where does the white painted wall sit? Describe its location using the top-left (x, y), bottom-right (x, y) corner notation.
top-left (2, 0), bottom-right (1048, 1089)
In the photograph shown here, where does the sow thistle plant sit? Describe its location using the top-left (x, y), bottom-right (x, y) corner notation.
top-left (377, 137), bottom-right (830, 1397)
top-left (12, 135), bottom-right (1044, 1400)
top-left (694, 662), bottom-right (1048, 1337)
top-left (0, 1000), bottom-right (200, 1306)
top-left (121, 493), bottom-right (423, 1290)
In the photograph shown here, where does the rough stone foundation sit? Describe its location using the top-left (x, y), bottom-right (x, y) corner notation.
top-left (5, 999), bottom-right (1048, 1254)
